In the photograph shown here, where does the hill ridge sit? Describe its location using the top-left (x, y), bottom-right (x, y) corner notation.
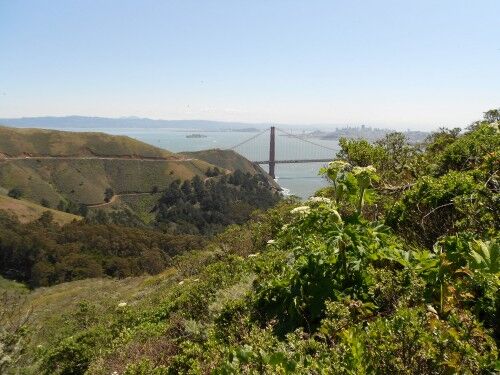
top-left (0, 125), bottom-right (176, 158)
top-left (0, 126), bottom-right (276, 220)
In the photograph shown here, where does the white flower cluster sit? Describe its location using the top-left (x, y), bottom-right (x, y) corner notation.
top-left (308, 196), bottom-right (332, 204)
top-left (488, 121), bottom-right (500, 132)
top-left (290, 206), bottom-right (311, 216)
top-left (117, 302), bottom-right (127, 308)
top-left (352, 165), bottom-right (376, 175)
top-left (267, 239), bottom-right (276, 244)
top-left (328, 160), bottom-right (350, 170)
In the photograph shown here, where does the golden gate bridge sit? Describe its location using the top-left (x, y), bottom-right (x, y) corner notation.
top-left (228, 126), bottom-right (337, 179)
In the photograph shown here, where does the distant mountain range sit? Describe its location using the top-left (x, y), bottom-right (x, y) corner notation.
top-left (0, 116), bottom-right (272, 132)
top-left (0, 116), bottom-right (431, 137)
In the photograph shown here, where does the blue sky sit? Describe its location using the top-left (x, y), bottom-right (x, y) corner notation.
top-left (1, 0), bottom-right (499, 130)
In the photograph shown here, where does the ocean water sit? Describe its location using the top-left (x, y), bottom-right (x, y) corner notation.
top-left (54, 127), bottom-right (339, 198)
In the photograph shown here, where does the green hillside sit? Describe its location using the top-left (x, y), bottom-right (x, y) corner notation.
top-left (0, 125), bottom-right (175, 158)
top-left (183, 148), bottom-right (279, 187)
top-left (0, 112), bottom-right (498, 374)
top-left (0, 127), bottom-right (276, 216)
top-left (183, 149), bottom-right (265, 175)
top-left (0, 157), bottom-right (211, 207)
top-left (0, 128), bottom-right (281, 232)
top-left (0, 127), bottom-right (220, 212)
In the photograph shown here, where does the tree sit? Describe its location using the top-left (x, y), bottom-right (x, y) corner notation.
top-left (65, 201), bottom-right (80, 214)
top-left (191, 175), bottom-right (205, 200)
top-left (38, 211), bottom-right (54, 227)
top-left (375, 132), bottom-right (413, 175)
top-left (8, 187), bottom-right (23, 199)
top-left (156, 171), bottom-right (280, 234)
top-left (483, 108), bottom-right (500, 123)
top-left (181, 180), bottom-right (192, 198)
top-left (94, 209), bottom-right (109, 224)
top-left (104, 188), bottom-right (114, 203)
top-left (78, 204), bottom-right (88, 217)
top-left (160, 181), bottom-right (182, 206)
top-left (57, 200), bottom-right (67, 211)
top-left (336, 137), bottom-right (386, 168)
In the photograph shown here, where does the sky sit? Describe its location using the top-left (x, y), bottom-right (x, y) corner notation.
top-left (0, 0), bottom-right (499, 130)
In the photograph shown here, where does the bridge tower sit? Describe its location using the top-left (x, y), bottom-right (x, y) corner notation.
top-left (269, 126), bottom-right (276, 179)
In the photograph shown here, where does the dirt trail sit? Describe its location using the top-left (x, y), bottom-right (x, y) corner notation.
top-left (86, 192), bottom-right (156, 208)
top-left (1, 156), bottom-right (194, 162)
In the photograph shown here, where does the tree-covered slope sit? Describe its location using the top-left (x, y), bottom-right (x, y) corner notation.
top-left (156, 169), bottom-right (281, 234)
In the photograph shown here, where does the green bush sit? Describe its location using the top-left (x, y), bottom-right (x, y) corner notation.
top-left (7, 187), bottom-right (23, 199)
top-left (42, 330), bottom-right (102, 375)
top-left (386, 171), bottom-right (486, 247)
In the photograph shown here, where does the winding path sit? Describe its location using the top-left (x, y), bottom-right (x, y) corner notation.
top-left (0, 154), bottom-right (232, 208)
top-left (86, 191), bottom-right (158, 208)
top-left (0, 155), bottom-right (194, 162)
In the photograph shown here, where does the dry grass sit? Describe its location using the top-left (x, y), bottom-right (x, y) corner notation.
top-left (0, 158), bottom-right (214, 208)
top-left (0, 125), bottom-right (175, 158)
top-left (0, 126), bottom-right (266, 219)
top-left (0, 195), bottom-right (81, 224)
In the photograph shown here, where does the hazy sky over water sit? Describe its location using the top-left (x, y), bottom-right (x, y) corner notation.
top-left (1, 0), bottom-right (499, 130)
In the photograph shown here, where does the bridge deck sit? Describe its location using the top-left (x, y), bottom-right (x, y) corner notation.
top-left (253, 158), bottom-right (331, 164)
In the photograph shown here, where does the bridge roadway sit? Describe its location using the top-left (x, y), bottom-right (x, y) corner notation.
top-left (253, 158), bottom-right (331, 165)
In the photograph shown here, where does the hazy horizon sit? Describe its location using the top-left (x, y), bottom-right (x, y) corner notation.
top-left (1, 1), bottom-right (499, 130)
top-left (0, 114), bottom-right (436, 132)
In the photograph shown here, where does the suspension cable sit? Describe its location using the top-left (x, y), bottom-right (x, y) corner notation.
top-left (228, 128), bottom-right (269, 150)
top-left (275, 127), bottom-right (338, 152)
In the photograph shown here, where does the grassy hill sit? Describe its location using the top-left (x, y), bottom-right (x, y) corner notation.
top-left (182, 149), bottom-right (263, 174)
top-left (0, 126), bottom-right (277, 220)
top-left (182, 148), bottom-right (279, 187)
top-left (0, 125), bottom-right (175, 158)
top-left (0, 126), bottom-right (216, 210)
top-left (0, 195), bottom-right (81, 224)
top-left (0, 157), bottom-right (212, 207)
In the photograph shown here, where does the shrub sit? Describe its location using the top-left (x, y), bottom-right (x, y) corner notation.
top-left (104, 187), bottom-right (114, 203)
top-left (386, 171), bottom-right (484, 247)
top-left (7, 187), bottom-right (23, 199)
top-left (42, 330), bottom-right (101, 375)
